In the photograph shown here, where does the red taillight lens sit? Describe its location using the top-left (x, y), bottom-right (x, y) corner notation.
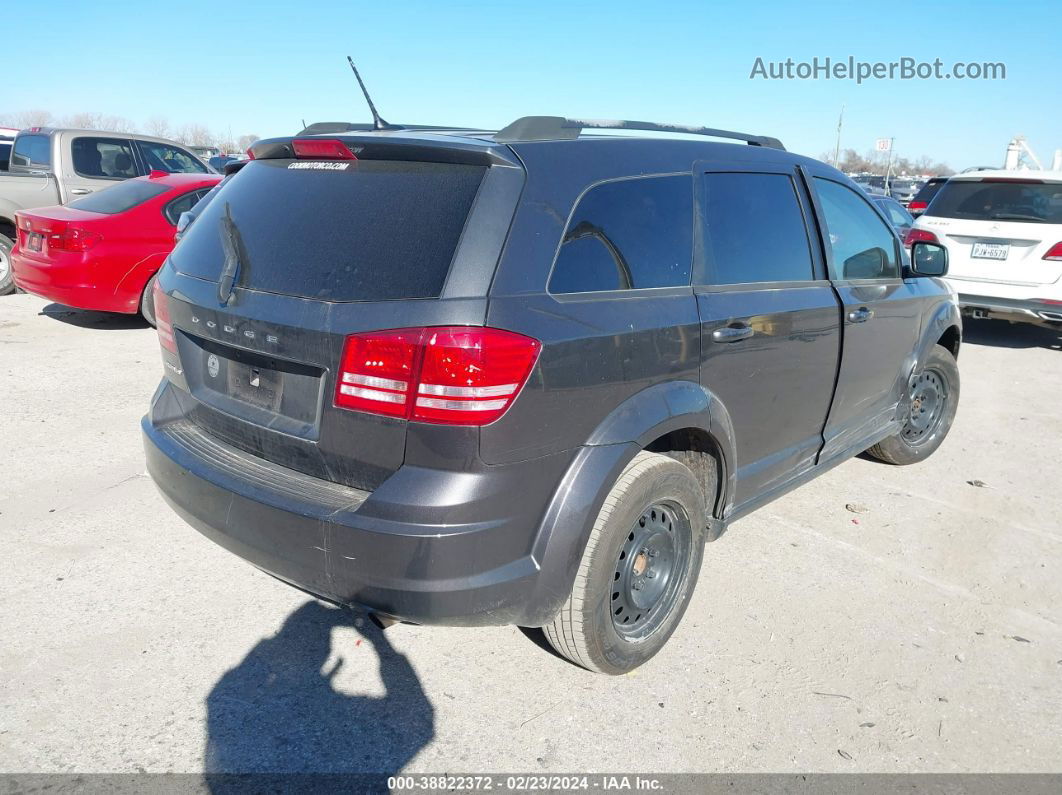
top-left (335, 329), bottom-right (423, 418)
top-left (49, 225), bottom-right (102, 252)
top-left (334, 327), bottom-right (541, 426)
top-left (908, 200), bottom-right (927, 212)
top-left (414, 327), bottom-right (542, 425)
top-left (153, 279), bottom-right (176, 353)
top-left (904, 228), bottom-right (939, 246)
top-left (1043, 242), bottom-right (1062, 261)
top-left (292, 138), bottom-right (357, 160)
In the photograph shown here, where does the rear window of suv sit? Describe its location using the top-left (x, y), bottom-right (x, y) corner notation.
top-left (170, 158), bottom-right (486, 302)
top-left (926, 179), bottom-right (1062, 224)
top-left (67, 179), bottom-right (170, 214)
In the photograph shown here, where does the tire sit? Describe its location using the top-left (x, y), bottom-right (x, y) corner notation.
top-left (140, 273), bottom-right (158, 327)
top-left (866, 344), bottom-right (959, 465)
top-left (0, 230), bottom-right (15, 296)
top-left (543, 451), bottom-right (710, 674)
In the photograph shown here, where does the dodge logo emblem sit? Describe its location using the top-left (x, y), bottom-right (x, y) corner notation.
top-left (207, 354), bottom-right (220, 379)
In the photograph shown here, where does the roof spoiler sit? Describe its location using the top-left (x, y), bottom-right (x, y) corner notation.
top-left (295, 121), bottom-right (486, 137)
top-left (493, 116), bottom-right (785, 150)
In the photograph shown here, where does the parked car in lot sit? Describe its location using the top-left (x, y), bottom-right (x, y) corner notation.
top-left (887, 178), bottom-right (919, 205)
top-left (908, 169), bottom-right (1062, 327)
top-left (0, 126), bottom-right (18, 171)
top-left (207, 155), bottom-right (237, 172)
top-left (907, 176), bottom-right (948, 217)
top-left (11, 172), bottom-right (220, 324)
top-left (852, 174), bottom-right (887, 196)
top-left (144, 118), bottom-right (961, 674)
top-left (189, 145), bottom-right (221, 161)
top-left (871, 194), bottom-right (915, 238)
top-left (0, 127), bottom-right (212, 294)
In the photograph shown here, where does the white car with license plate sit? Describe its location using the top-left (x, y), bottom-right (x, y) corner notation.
top-left (907, 170), bottom-right (1062, 327)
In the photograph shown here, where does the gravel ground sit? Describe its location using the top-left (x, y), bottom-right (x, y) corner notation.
top-left (1, 293), bottom-right (1060, 774)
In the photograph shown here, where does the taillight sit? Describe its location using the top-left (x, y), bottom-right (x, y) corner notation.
top-left (153, 279), bottom-right (176, 353)
top-left (908, 200), bottom-right (928, 212)
top-left (335, 327), bottom-right (541, 426)
top-left (49, 225), bottom-right (102, 252)
top-left (904, 228), bottom-right (939, 246)
top-left (335, 329), bottom-right (423, 419)
top-left (292, 138), bottom-right (357, 160)
top-left (1043, 242), bottom-right (1062, 261)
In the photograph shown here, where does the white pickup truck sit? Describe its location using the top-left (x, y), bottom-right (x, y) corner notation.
top-left (0, 127), bottom-right (212, 294)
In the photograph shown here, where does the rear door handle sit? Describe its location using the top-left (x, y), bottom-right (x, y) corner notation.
top-left (711, 323), bottom-right (754, 343)
top-left (847, 307), bottom-right (873, 323)
top-left (69, 188), bottom-right (93, 195)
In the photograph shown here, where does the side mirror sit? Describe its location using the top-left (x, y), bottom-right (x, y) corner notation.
top-left (175, 211), bottom-right (195, 242)
top-left (910, 240), bottom-right (948, 277)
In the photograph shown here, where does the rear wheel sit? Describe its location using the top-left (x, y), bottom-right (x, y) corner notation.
top-left (543, 452), bottom-right (709, 674)
top-left (866, 344), bottom-right (959, 465)
top-left (140, 274), bottom-right (158, 327)
top-left (0, 230), bottom-right (15, 296)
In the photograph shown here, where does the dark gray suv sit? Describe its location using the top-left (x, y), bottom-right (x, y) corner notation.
top-left (143, 117), bottom-right (961, 673)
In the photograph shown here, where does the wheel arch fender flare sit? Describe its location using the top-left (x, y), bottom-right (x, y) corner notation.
top-left (521, 380), bottom-right (738, 626)
top-left (915, 297), bottom-right (962, 374)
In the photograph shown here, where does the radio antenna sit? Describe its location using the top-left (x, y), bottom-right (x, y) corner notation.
top-left (346, 56), bottom-right (394, 130)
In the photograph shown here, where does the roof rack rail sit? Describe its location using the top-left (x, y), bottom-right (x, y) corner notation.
top-left (493, 116), bottom-right (784, 150)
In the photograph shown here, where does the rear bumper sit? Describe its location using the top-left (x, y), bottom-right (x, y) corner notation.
top-left (957, 293), bottom-right (1062, 326)
top-left (10, 250), bottom-right (139, 314)
top-left (142, 385), bottom-right (581, 627)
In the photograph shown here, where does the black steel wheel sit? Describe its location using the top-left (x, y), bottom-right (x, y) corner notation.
top-left (867, 343), bottom-right (960, 465)
top-left (900, 368), bottom-right (948, 446)
top-left (543, 451), bottom-right (712, 674)
top-left (610, 501), bottom-right (692, 641)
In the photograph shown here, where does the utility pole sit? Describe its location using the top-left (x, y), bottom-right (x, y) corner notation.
top-left (884, 137), bottom-right (895, 193)
top-left (833, 104), bottom-right (845, 168)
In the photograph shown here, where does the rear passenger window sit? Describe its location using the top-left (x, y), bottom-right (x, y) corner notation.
top-left (814, 178), bottom-right (900, 280)
top-left (71, 137), bottom-right (137, 179)
top-left (164, 188), bottom-right (209, 225)
top-left (548, 175), bottom-right (692, 294)
top-left (702, 172), bottom-right (814, 284)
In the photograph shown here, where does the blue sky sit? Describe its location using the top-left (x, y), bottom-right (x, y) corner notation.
top-left (6, 0), bottom-right (1059, 170)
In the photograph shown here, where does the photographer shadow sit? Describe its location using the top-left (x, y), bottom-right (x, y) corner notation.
top-left (204, 600), bottom-right (434, 787)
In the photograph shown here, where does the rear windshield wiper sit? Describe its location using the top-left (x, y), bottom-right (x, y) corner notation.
top-left (990, 212), bottom-right (1045, 223)
top-left (218, 202), bottom-right (246, 305)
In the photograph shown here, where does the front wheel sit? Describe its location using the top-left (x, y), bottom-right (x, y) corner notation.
top-left (543, 452), bottom-right (709, 674)
top-left (0, 231), bottom-right (15, 296)
top-left (866, 344), bottom-right (959, 465)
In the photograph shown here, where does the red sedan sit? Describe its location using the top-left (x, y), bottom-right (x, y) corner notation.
top-left (11, 172), bottom-right (221, 325)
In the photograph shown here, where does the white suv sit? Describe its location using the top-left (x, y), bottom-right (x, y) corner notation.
top-left (908, 170), bottom-right (1062, 327)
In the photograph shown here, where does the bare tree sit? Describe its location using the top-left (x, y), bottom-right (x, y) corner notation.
top-left (236, 133), bottom-right (260, 151)
top-left (177, 123), bottom-right (217, 147)
top-left (145, 116), bottom-right (172, 138)
top-left (1, 109), bottom-right (54, 129)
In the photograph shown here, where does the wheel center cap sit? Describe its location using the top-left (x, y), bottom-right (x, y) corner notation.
top-left (632, 551), bottom-right (648, 577)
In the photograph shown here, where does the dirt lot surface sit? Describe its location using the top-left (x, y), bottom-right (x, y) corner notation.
top-left (2, 293), bottom-right (1060, 774)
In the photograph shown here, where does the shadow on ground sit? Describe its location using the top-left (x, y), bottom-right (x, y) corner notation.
top-left (40, 302), bottom-right (148, 330)
top-left (204, 601), bottom-right (434, 787)
top-left (962, 318), bottom-right (1062, 351)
